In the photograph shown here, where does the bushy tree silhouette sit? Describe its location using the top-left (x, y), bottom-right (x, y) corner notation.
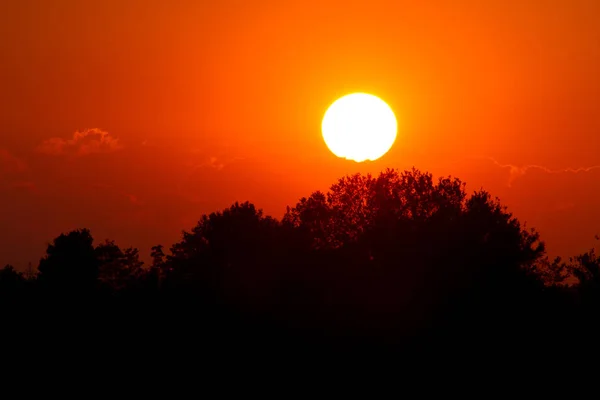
top-left (149, 244), bottom-right (167, 289)
top-left (0, 265), bottom-right (26, 301)
top-left (96, 240), bottom-right (145, 292)
top-left (279, 168), bottom-right (548, 346)
top-left (0, 264), bottom-right (24, 285)
top-left (167, 201), bottom-right (283, 311)
top-left (37, 228), bottom-right (98, 292)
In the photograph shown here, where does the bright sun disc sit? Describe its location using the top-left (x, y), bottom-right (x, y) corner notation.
top-left (322, 93), bottom-right (397, 162)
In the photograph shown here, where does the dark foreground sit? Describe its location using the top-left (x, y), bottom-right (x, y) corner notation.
top-left (2, 169), bottom-right (599, 375)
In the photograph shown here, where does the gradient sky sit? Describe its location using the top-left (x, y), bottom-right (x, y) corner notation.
top-left (2, 0), bottom-right (600, 269)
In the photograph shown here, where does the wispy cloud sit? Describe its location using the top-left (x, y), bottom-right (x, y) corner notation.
top-left (0, 149), bottom-right (26, 174)
top-left (207, 156), bottom-right (225, 171)
top-left (185, 155), bottom-right (245, 172)
top-left (176, 154), bottom-right (245, 204)
top-left (484, 157), bottom-right (600, 187)
top-left (36, 128), bottom-right (123, 156)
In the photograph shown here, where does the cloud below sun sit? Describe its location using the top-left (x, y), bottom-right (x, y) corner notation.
top-left (35, 128), bottom-right (123, 156)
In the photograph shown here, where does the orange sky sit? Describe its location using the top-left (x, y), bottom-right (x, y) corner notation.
top-left (1, 0), bottom-right (600, 269)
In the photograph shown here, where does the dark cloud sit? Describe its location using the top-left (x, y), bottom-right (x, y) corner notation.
top-left (36, 128), bottom-right (123, 156)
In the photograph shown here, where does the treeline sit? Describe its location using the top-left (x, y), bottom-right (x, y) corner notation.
top-left (1, 168), bottom-right (598, 359)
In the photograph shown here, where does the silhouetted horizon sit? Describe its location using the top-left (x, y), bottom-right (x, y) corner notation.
top-left (2, 168), bottom-right (598, 363)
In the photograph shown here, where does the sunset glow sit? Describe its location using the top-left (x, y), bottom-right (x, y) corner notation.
top-left (1, 0), bottom-right (600, 267)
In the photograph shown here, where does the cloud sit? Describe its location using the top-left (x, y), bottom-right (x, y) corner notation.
top-left (185, 155), bottom-right (245, 172)
top-left (485, 157), bottom-right (600, 187)
top-left (36, 128), bottom-right (123, 156)
top-left (0, 149), bottom-right (26, 174)
top-left (207, 156), bottom-right (225, 171)
top-left (178, 154), bottom-right (245, 197)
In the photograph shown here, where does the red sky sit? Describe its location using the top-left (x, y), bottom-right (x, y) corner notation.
top-left (1, 0), bottom-right (600, 269)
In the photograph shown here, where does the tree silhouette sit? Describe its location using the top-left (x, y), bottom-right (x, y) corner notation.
top-left (569, 249), bottom-right (600, 288)
top-left (283, 168), bottom-right (467, 249)
top-left (96, 240), bottom-right (145, 292)
top-left (0, 264), bottom-right (24, 283)
top-left (151, 245), bottom-right (165, 269)
top-left (37, 228), bottom-right (98, 292)
top-left (279, 168), bottom-right (547, 343)
top-left (167, 201), bottom-right (283, 311)
top-left (150, 244), bottom-right (167, 289)
top-left (282, 190), bottom-right (334, 249)
top-left (0, 265), bottom-right (26, 299)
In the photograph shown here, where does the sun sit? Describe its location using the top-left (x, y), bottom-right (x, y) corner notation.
top-left (322, 93), bottom-right (397, 162)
